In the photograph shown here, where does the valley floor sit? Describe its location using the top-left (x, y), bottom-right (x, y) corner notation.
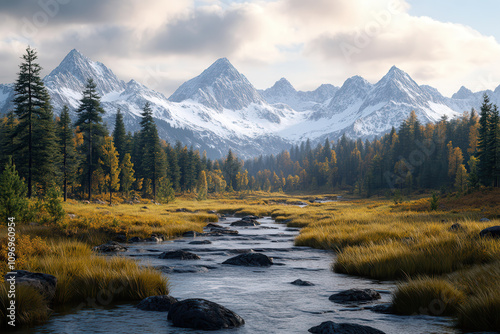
top-left (0, 190), bottom-right (499, 332)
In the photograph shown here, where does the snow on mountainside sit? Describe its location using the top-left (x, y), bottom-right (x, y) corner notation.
top-left (259, 78), bottom-right (338, 111)
top-left (44, 49), bottom-right (126, 110)
top-left (169, 57), bottom-right (265, 111)
top-left (0, 83), bottom-right (15, 114)
top-left (0, 49), bottom-right (499, 158)
top-left (279, 66), bottom-right (488, 142)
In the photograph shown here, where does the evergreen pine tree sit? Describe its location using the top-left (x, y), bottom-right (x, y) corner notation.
top-left (57, 105), bottom-right (78, 201)
top-left (138, 103), bottom-right (167, 201)
top-left (33, 102), bottom-right (59, 195)
top-left (112, 108), bottom-right (127, 163)
top-left (0, 158), bottom-right (28, 222)
top-left (13, 46), bottom-right (55, 197)
top-left (165, 145), bottom-right (181, 190)
top-left (0, 111), bottom-right (18, 169)
top-left (487, 105), bottom-right (500, 186)
top-left (223, 149), bottom-right (239, 191)
top-left (477, 94), bottom-right (493, 185)
top-left (74, 78), bottom-right (106, 201)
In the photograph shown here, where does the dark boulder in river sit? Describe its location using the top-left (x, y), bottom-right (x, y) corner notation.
top-left (159, 250), bottom-right (201, 260)
top-left (189, 240), bottom-right (212, 245)
top-left (93, 241), bottom-right (127, 252)
top-left (222, 253), bottom-right (273, 266)
top-left (136, 295), bottom-right (178, 312)
top-left (182, 231), bottom-right (204, 237)
top-left (230, 219), bottom-right (260, 227)
top-left (329, 289), bottom-right (381, 304)
top-left (128, 236), bottom-right (142, 243)
top-left (167, 298), bottom-right (245, 330)
top-left (308, 321), bottom-right (386, 334)
top-left (290, 279), bottom-right (314, 286)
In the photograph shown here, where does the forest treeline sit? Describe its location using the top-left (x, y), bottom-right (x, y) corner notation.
top-left (1, 47), bottom-right (499, 204)
top-left (245, 95), bottom-right (500, 195)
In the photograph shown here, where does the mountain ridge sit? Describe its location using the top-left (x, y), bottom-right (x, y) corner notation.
top-left (1, 49), bottom-right (498, 158)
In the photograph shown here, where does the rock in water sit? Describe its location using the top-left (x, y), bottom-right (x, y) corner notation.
top-left (159, 250), bottom-right (201, 260)
top-left (93, 241), bottom-right (127, 252)
top-left (189, 240), bottom-right (212, 245)
top-left (308, 321), bottom-right (386, 334)
top-left (128, 236), bottom-right (142, 243)
top-left (222, 253), bottom-right (273, 266)
top-left (5, 270), bottom-right (57, 302)
top-left (230, 219), bottom-right (261, 227)
top-left (182, 231), bottom-right (203, 237)
top-left (369, 304), bottom-right (394, 314)
top-left (329, 289), bottom-right (381, 304)
top-left (206, 223), bottom-right (223, 229)
top-left (479, 226), bottom-right (500, 238)
top-left (167, 298), bottom-right (245, 330)
top-left (291, 279), bottom-right (315, 286)
top-left (135, 295), bottom-right (178, 312)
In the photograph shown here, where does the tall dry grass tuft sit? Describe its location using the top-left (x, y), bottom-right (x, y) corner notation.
top-left (457, 287), bottom-right (500, 332)
top-left (333, 229), bottom-right (500, 279)
top-left (392, 277), bottom-right (465, 316)
top-left (0, 284), bottom-right (50, 327)
top-left (26, 241), bottom-right (168, 304)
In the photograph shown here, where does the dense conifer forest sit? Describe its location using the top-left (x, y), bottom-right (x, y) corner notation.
top-left (1, 47), bottom-right (499, 203)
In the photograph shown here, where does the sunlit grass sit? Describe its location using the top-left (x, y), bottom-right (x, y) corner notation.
top-left (392, 261), bottom-right (500, 332)
top-left (392, 277), bottom-right (465, 316)
top-left (25, 240), bottom-right (168, 304)
top-left (0, 191), bottom-right (497, 332)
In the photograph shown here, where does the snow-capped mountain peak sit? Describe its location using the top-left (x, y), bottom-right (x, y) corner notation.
top-left (168, 57), bottom-right (264, 111)
top-left (45, 49), bottom-right (125, 97)
top-left (452, 86), bottom-right (474, 100)
top-left (0, 49), bottom-right (496, 159)
top-left (268, 78), bottom-right (297, 95)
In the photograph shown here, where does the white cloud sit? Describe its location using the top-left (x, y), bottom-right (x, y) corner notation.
top-left (1, 0), bottom-right (499, 97)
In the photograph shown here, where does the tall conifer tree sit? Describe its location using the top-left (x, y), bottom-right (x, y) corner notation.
top-left (477, 94), bottom-right (493, 186)
top-left (75, 78), bottom-right (106, 201)
top-left (112, 108), bottom-right (127, 163)
top-left (138, 103), bottom-right (167, 201)
top-left (13, 46), bottom-right (55, 197)
top-left (57, 105), bottom-right (78, 201)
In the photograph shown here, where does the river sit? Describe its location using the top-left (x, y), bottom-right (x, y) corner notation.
top-left (26, 216), bottom-right (457, 333)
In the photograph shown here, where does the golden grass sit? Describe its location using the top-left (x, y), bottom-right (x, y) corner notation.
top-left (25, 240), bottom-right (168, 304)
top-left (0, 284), bottom-right (50, 328)
top-left (333, 225), bottom-right (500, 279)
top-left (0, 191), bottom-right (497, 332)
top-left (392, 277), bottom-right (465, 316)
top-left (457, 287), bottom-right (500, 332)
top-left (393, 262), bottom-right (500, 332)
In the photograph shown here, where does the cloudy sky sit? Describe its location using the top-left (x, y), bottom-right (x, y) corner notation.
top-left (1, 0), bottom-right (499, 97)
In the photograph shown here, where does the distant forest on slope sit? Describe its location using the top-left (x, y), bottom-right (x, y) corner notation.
top-left (1, 47), bottom-right (500, 203)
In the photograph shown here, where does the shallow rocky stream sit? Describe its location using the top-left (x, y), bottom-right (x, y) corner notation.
top-left (26, 216), bottom-right (458, 333)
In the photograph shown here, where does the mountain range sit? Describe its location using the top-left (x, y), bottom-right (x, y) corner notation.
top-left (0, 49), bottom-right (498, 159)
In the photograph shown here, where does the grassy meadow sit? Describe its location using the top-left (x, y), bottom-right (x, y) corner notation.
top-left (0, 190), bottom-right (499, 331)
